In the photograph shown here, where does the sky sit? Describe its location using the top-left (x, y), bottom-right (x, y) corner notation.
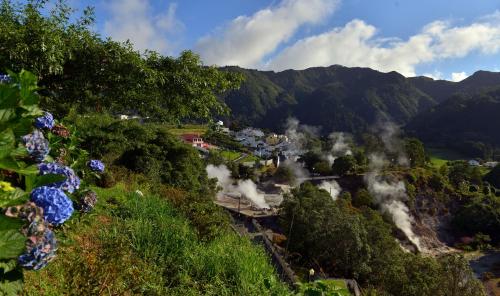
top-left (68, 0), bottom-right (500, 81)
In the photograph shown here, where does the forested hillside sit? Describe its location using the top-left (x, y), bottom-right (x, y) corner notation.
top-left (221, 66), bottom-right (435, 134)
top-left (221, 67), bottom-right (500, 159)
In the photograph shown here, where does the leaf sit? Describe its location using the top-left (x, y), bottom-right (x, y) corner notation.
top-left (0, 259), bottom-right (17, 274)
top-left (0, 269), bottom-right (23, 296)
top-left (0, 109), bottom-right (16, 123)
top-left (0, 216), bottom-right (23, 232)
top-left (0, 229), bottom-right (25, 260)
top-left (11, 118), bottom-right (33, 138)
top-left (0, 159), bottom-right (38, 176)
top-left (33, 173), bottom-right (66, 188)
top-left (0, 129), bottom-right (15, 149)
top-left (0, 85), bottom-right (18, 109)
top-left (0, 189), bottom-right (28, 208)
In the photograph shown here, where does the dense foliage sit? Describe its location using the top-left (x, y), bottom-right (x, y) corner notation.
top-left (22, 185), bottom-right (290, 295)
top-left (0, 0), bottom-right (242, 123)
top-left (280, 183), bottom-right (486, 296)
top-left (221, 66), bottom-right (434, 134)
top-left (407, 87), bottom-right (500, 160)
top-left (0, 70), bottom-right (104, 295)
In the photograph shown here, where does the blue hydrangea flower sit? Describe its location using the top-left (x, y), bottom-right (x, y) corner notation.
top-left (30, 186), bottom-right (74, 225)
top-left (38, 162), bottom-right (80, 193)
top-left (22, 129), bottom-right (50, 162)
top-left (34, 112), bottom-right (55, 129)
top-left (18, 228), bottom-right (57, 270)
top-left (88, 159), bottom-right (105, 172)
top-left (0, 74), bottom-right (10, 84)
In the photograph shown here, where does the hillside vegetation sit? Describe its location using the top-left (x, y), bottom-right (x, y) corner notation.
top-left (221, 67), bottom-right (500, 159)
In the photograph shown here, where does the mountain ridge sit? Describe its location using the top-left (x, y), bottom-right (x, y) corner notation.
top-left (220, 65), bottom-right (500, 158)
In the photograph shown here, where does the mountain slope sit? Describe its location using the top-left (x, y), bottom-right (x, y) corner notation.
top-left (406, 87), bottom-right (500, 158)
top-left (221, 66), bottom-right (435, 134)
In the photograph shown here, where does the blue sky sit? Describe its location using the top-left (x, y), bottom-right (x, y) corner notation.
top-left (68, 0), bottom-right (500, 81)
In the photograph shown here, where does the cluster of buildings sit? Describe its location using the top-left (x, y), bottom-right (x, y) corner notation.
top-left (179, 122), bottom-right (292, 164)
top-left (234, 127), bottom-right (290, 159)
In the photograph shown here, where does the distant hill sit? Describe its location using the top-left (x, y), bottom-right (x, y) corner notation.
top-left (221, 65), bottom-right (435, 134)
top-left (406, 87), bottom-right (500, 159)
top-left (220, 66), bottom-right (500, 158)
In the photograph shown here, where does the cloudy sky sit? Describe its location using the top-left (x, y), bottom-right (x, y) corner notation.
top-left (71, 0), bottom-right (500, 81)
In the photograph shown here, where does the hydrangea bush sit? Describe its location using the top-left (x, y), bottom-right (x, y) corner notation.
top-left (0, 70), bottom-right (105, 294)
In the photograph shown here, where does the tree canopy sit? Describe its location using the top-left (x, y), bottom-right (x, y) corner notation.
top-left (0, 0), bottom-right (242, 122)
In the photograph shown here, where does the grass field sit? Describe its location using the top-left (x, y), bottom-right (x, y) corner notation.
top-left (239, 154), bottom-right (260, 163)
top-left (220, 150), bottom-right (242, 161)
top-left (427, 147), bottom-right (466, 168)
top-left (23, 183), bottom-right (290, 295)
top-left (165, 124), bottom-right (207, 136)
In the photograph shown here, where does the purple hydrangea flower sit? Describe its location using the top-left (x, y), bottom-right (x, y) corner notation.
top-left (38, 162), bottom-right (80, 193)
top-left (0, 74), bottom-right (10, 84)
top-left (88, 159), bottom-right (105, 172)
top-left (18, 227), bottom-right (57, 270)
top-left (22, 129), bottom-right (50, 162)
top-left (30, 186), bottom-right (74, 225)
top-left (34, 112), bottom-right (55, 129)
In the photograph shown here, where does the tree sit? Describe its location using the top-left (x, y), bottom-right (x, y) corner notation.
top-left (298, 151), bottom-right (323, 172)
top-left (438, 255), bottom-right (486, 296)
top-left (0, 0), bottom-right (242, 122)
top-left (280, 183), bottom-right (372, 278)
top-left (484, 164), bottom-right (500, 189)
top-left (273, 166), bottom-right (296, 184)
top-left (332, 155), bottom-right (356, 176)
top-left (353, 189), bottom-right (374, 208)
top-left (404, 138), bottom-right (426, 167)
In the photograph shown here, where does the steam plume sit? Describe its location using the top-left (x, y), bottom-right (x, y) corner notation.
top-left (206, 164), bottom-right (269, 208)
top-left (364, 122), bottom-right (422, 251)
top-left (318, 180), bottom-right (341, 200)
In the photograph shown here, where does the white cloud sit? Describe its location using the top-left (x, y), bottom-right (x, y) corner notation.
top-left (451, 71), bottom-right (468, 82)
top-left (266, 15), bottom-right (500, 76)
top-left (194, 0), bottom-right (339, 68)
top-left (103, 0), bottom-right (183, 54)
top-left (422, 70), bottom-right (444, 80)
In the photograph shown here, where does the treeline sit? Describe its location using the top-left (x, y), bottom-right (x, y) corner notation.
top-left (0, 0), bottom-right (242, 122)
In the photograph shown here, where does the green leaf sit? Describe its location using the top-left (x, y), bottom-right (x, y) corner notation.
top-left (0, 216), bottom-right (23, 232)
top-left (0, 85), bottom-right (18, 109)
top-left (11, 118), bottom-right (33, 138)
top-left (0, 189), bottom-right (28, 208)
top-left (33, 173), bottom-right (66, 188)
top-left (0, 259), bottom-right (17, 274)
top-left (0, 109), bottom-right (16, 123)
top-left (0, 229), bottom-right (25, 260)
top-left (0, 129), bottom-right (15, 148)
top-left (0, 159), bottom-right (38, 176)
top-left (0, 269), bottom-right (23, 296)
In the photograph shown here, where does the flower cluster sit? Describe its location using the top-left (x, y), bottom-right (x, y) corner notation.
top-left (30, 186), bottom-right (74, 225)
top-left (51, 124), bottom-right (70, 138)
top-left (38, 162), bottom-right (80, 193)
top-left (77, 190), bottom-right (98, 213)
top-left (18, 227), bottom-right (57, 270)
top-left (88, 159), bottom-right (105, 172)
top-left (22, 129), bottom-right (50, 162)
top-left (6, 202), bottom-right (58, 270)
top-left (0, 73), bottom-right (10, 84)
top-left (34, 112), bottom-right (55, 130)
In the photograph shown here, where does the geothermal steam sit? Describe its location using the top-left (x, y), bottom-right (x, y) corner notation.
top-left (327, 132), bottom-right (353, 165)
top-left (318, 180), bottom-right (341, 200)
top-left (206, 164), bottom-right (269, 209)
top-left (364, 122), bottom-right (422, 251)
